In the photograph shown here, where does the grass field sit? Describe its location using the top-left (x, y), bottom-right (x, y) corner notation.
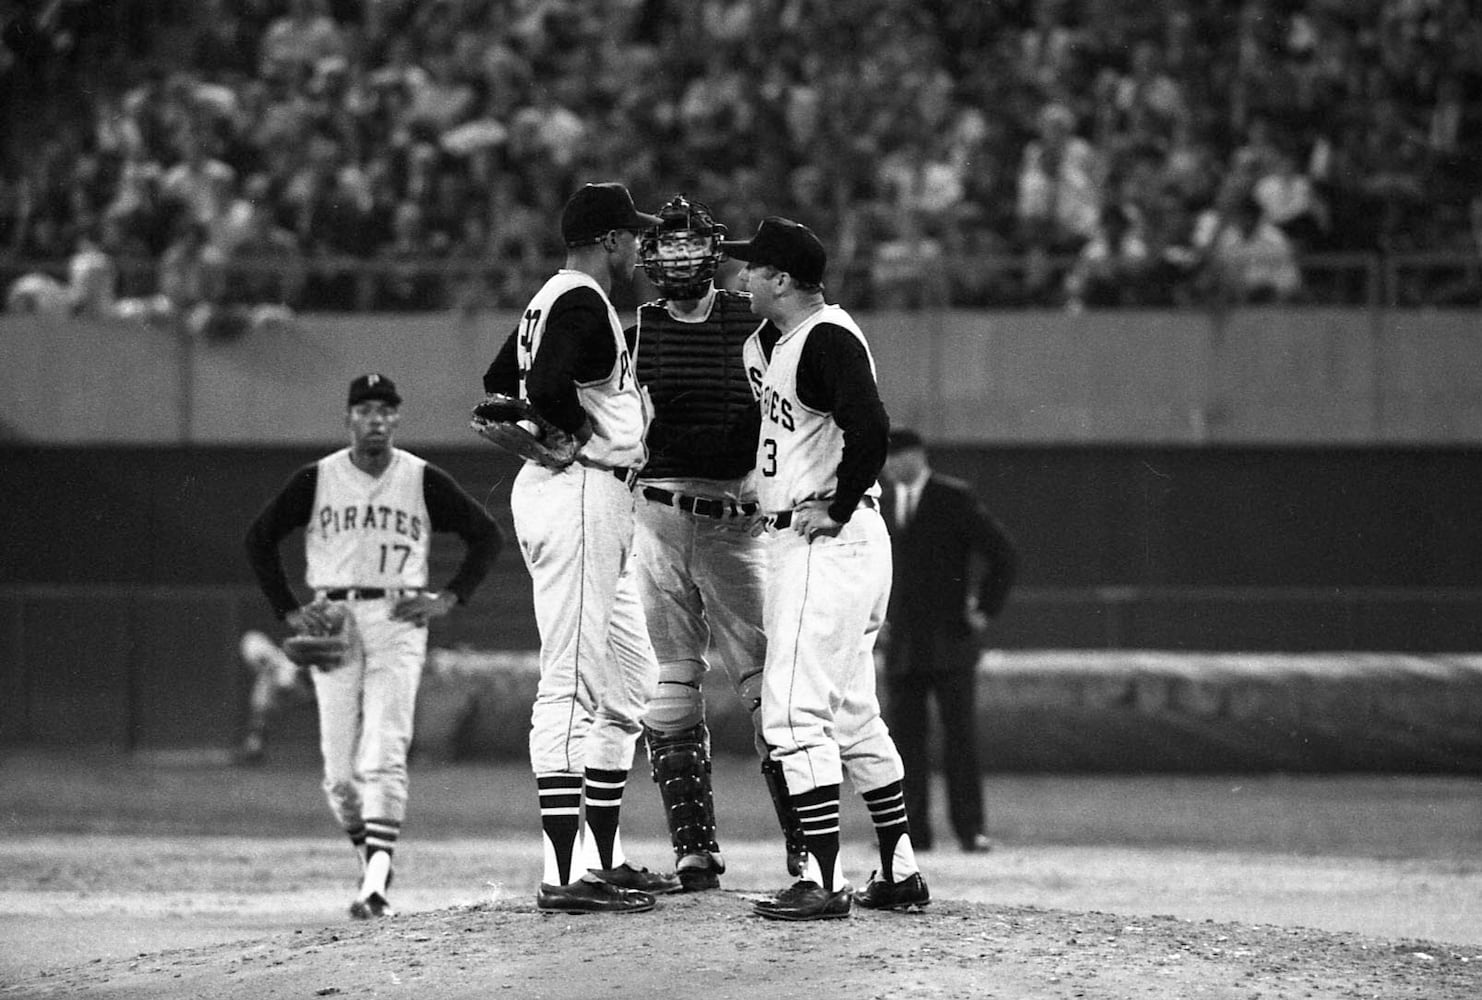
top-left (4, 744), bottom-right (1478, 859)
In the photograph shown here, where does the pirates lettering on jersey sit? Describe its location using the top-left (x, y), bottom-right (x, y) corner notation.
top-left (306, 448), bottom-right (432, 590)
top-left (316, 503), bottom-right (425, 541)
top-left (760, 383), bottom-right (795, 431)
top-left (743, 306), bottom-right (880, 514)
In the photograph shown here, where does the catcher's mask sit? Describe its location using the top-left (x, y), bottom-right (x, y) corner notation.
top-left (640, 194), bottom-right (727, 300)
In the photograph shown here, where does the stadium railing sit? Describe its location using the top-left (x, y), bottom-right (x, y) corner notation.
top-left (2, 251), bottom-right (1477, 315)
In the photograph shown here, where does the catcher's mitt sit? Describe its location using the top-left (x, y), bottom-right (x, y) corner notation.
top-left (283, 600), bottom-right (351, 671)
top-left (469, 393), bottom-right (581, 470)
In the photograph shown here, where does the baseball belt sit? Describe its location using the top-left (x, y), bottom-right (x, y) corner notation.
top-left (317, 587), bottom-right (427, 601)
top-left (641, 486), bottom-right (760, 519)
top-left (761, 494), bottom-right (879, 531)
top-left (576, 459), bottom-right (640, 490)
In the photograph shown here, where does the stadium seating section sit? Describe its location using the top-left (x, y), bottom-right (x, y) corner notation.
top-left (2, 0), bottom-right (1480, 314)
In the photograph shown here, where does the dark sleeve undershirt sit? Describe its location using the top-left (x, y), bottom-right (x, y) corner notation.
top-left (423, 463), bottom-right (504, 605)
top-left (795, 322), bottom-right (890, 523)
top-left (243, 463), bottom-right (317, 619)
top-left (481, 287), bottom-right (616, 435)
top-left (482, 325), bottom-right (520, 395)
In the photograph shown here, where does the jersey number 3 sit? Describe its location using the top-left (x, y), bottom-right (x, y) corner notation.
top-left (761, 438), bottom-right (777, 477)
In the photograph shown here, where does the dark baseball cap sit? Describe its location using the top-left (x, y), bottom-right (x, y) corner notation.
top-left (719, 216), bottom-right (826, 285)
top-left (348, 372), bottom-right (401, 407)
top-left (561, 182), bottom-right (663, 245)
top-left (887, 427), bottom-right (925, 453)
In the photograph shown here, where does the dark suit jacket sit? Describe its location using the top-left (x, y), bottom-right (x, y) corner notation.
top-left (881, 472), bottom-right (1018, 667)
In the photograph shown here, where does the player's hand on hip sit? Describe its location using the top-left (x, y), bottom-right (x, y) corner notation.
top-left (791, 500), bottom-right (844, 542)
top-left (392, 591), bottom-right (455, 627)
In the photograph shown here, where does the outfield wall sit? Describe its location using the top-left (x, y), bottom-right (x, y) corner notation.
top-left (4, 307), bottom-right (1481, 762)
top-left (4, 307), bottom-right (1482, 446)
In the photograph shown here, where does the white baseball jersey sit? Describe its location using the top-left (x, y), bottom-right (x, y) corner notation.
top-left (517, 270), bottom-right (648, 470)
top-left (305, 447), bottom-right (430, 589)
top-left (744, 304), bottom-right (882, 513)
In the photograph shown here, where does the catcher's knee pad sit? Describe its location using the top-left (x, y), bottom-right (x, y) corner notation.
top-left (644, 661), bottom-right (706, 733)
top-left (644, 723), bottom-right (718, 856)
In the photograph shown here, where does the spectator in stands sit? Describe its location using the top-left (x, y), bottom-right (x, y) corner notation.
top-left (1194, 194), bottom-right (1302, 305)
top-left (1106, 39), bottom-right (1190, 140)
top-left (1063, 203), bottom-right (1154, 311)
top-left (191, 192), bottom-right (303, 339)
top-left (154, 218), bottom-right (217, 325)
top-left (373, 200), bottom-right (443, 312)
top-left (1016, 102), bottom-right (1106, 301)
top-left (445, 211), bottom-right (493, 316)
top-left (160, 129), bottom-right (235, 230)
top-left (9, 0), bottom-right (1482, 311)
top-left (1252, 146), bottom-right (1328, 251)
top-left (259, 0), bottom-right (346, 82)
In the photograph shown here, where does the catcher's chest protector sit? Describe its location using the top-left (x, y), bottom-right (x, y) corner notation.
top-left (636, 292), bottom-right (760, 482)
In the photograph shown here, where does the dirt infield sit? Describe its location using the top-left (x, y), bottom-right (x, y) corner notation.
top-left (1, 750), bottom-right (1480, 999)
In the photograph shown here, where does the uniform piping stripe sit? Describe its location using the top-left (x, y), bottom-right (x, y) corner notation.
top-left (783, 540), bottom-right (815, 788)
top-left (563, 468), bottom-right (590, 774)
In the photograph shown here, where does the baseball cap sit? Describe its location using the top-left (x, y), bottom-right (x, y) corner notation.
top-left (348, 373), bottom-right (401, 407)
top-left (719, 216), bottom-right (827, 285)
top-left (887, 428), bottom-right (925, 453)
top-left (561, 182), bottom-right (663, 245)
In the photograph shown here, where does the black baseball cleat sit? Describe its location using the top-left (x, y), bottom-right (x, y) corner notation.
top-left (589, 861), bottom-right (682, 894)
top-left (853, 871), bottom-right (931, 911)
top-left (753, 880), bottom-right (852, 921)
top-left (537, 876), bottom-right (656, 914)
top-left (348, 891), bottom-right (395, 919)
top-left (676, 850), bottom-right (725, 892)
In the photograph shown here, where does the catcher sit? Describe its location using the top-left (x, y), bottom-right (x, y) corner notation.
top-left (626, 194), bottom-right (805, 889)
top-left (245, 373), bottom-right (502, 920)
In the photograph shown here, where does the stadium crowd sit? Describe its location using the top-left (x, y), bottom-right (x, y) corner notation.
top-left (1, 0), bottom-right (1479, 324)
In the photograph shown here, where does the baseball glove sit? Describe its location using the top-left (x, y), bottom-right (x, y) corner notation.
top-left (282, 600), bottom-right (351, 671)
top-left (469, 393), bottom-right (581, 470)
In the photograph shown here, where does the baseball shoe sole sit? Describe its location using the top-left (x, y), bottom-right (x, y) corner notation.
top-left (753, 880), bottom-right (852, 921)
top-left (537, 877), bottom-right (656, 914)
top-left (853, 871), bottom-right (931, 911)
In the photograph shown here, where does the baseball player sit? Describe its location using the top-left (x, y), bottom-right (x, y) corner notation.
top-left (482, 182), bottom-right (680, 914)
top-left (727, 217), bottom-right (930, 921)
top-left (629, 194), bottom-right (806, 890)
top-left (235, 629), bottom-right (314, 765)
top-left (244, 373), bottom-right (502, 920)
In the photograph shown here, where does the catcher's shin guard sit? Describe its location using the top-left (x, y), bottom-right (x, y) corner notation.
top-left (644, 722), bottom-right (721, 863)
top-left (760, 755), bottom-right (808, 877)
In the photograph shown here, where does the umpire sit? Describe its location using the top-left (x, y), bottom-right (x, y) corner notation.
top-left (879, 428), bottom-right (1018, 853)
